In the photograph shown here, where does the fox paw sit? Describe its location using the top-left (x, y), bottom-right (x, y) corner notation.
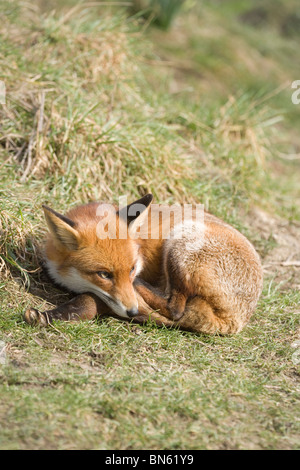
top-left (169, 308), bottom-right (185, 321)
top-left (24, 307), bottom-right (48, 326)
top-left (167, 292), bottom-right (187, 321)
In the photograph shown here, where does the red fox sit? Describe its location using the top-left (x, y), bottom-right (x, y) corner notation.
top-left (24, 194), bottom-right (263, 334)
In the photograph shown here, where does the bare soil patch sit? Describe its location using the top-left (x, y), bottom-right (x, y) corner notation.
top-left (248, 207), bottom-right (300, 291)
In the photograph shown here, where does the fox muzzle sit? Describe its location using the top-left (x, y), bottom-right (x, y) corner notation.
top-left (126, 307), bottom-right (139, 318)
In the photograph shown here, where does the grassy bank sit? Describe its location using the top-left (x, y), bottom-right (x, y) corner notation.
top-left (0, 0), bottom-right (299, 449)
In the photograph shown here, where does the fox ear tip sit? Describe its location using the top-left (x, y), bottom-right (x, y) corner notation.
top-left (145, 193), bottom-right (153, 203)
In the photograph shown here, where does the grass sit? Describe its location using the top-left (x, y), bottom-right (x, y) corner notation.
top-left (1, 285), bottom-right (299, 449)
top-left (0, 0), bottom-right (300, 450)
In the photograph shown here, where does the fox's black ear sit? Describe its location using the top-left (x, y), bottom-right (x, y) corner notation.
top-left (117, 194), bottom-right (153, 225)
top-left (42, 205), bottom-right (79, 250)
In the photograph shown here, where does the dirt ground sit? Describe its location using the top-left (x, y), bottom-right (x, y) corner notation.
top-left (248, 207), bottom-right (300, 291)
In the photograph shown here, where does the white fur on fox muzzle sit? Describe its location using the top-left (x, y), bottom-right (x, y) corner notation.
top-left (110, 303), bottom-right (129, 318)
top-left (109, 301), bottom-right (139, 319)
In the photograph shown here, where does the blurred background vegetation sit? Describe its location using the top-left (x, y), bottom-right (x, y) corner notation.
top-left (131, 0), bottom-right (188, 29)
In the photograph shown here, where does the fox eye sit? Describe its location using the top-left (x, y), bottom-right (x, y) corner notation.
top-left (130, 266), bottom-right (135, 275)
top-left (97, 271), bottom-right (112, 280)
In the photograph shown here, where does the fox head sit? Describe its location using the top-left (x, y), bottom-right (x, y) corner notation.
top-left (43, 194), bottom-right (153, 319)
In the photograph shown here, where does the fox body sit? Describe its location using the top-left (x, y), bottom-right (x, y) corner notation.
top-left (25, 194), bottom-right (263, 334)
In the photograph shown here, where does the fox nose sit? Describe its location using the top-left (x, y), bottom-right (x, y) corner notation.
top-left (126, 307), bottom-right (139, 318)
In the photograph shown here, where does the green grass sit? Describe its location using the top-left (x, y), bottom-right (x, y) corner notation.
top-left (0, 0), bottom-right (300, 450)
top-left (1, 284), bottom-right (299, 449)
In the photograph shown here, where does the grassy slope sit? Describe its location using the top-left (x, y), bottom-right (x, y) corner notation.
top-left (0, 0), bottom-right (299, 449)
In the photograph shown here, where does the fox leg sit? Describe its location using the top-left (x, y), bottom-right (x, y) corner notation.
top-left (132, 279), bottom-right (188, 322)
top-left (24, 287), bottom-right (176, 329)
top-left (24, 293), bottom-right (110, 326)
top-left (143, 280), bottom-right (188, 321)
top-left (133, 279), bottom-right (174, 320)
top-left (163, 244), bottom-right (192, 321)
top-left (167, 290), bottom-right (188, 321)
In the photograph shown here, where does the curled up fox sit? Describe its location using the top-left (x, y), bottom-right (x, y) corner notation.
top-left (24, 194), bottom-right (263, 335)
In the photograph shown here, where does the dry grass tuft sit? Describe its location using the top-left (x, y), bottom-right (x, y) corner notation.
top-left (0, 2), bottom-right (191, 203)
top-left (0, 194), bottom-right (42, 286)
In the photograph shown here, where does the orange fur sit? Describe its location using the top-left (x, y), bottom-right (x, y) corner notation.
top-left (24, 195), bottom-right (263, 334)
